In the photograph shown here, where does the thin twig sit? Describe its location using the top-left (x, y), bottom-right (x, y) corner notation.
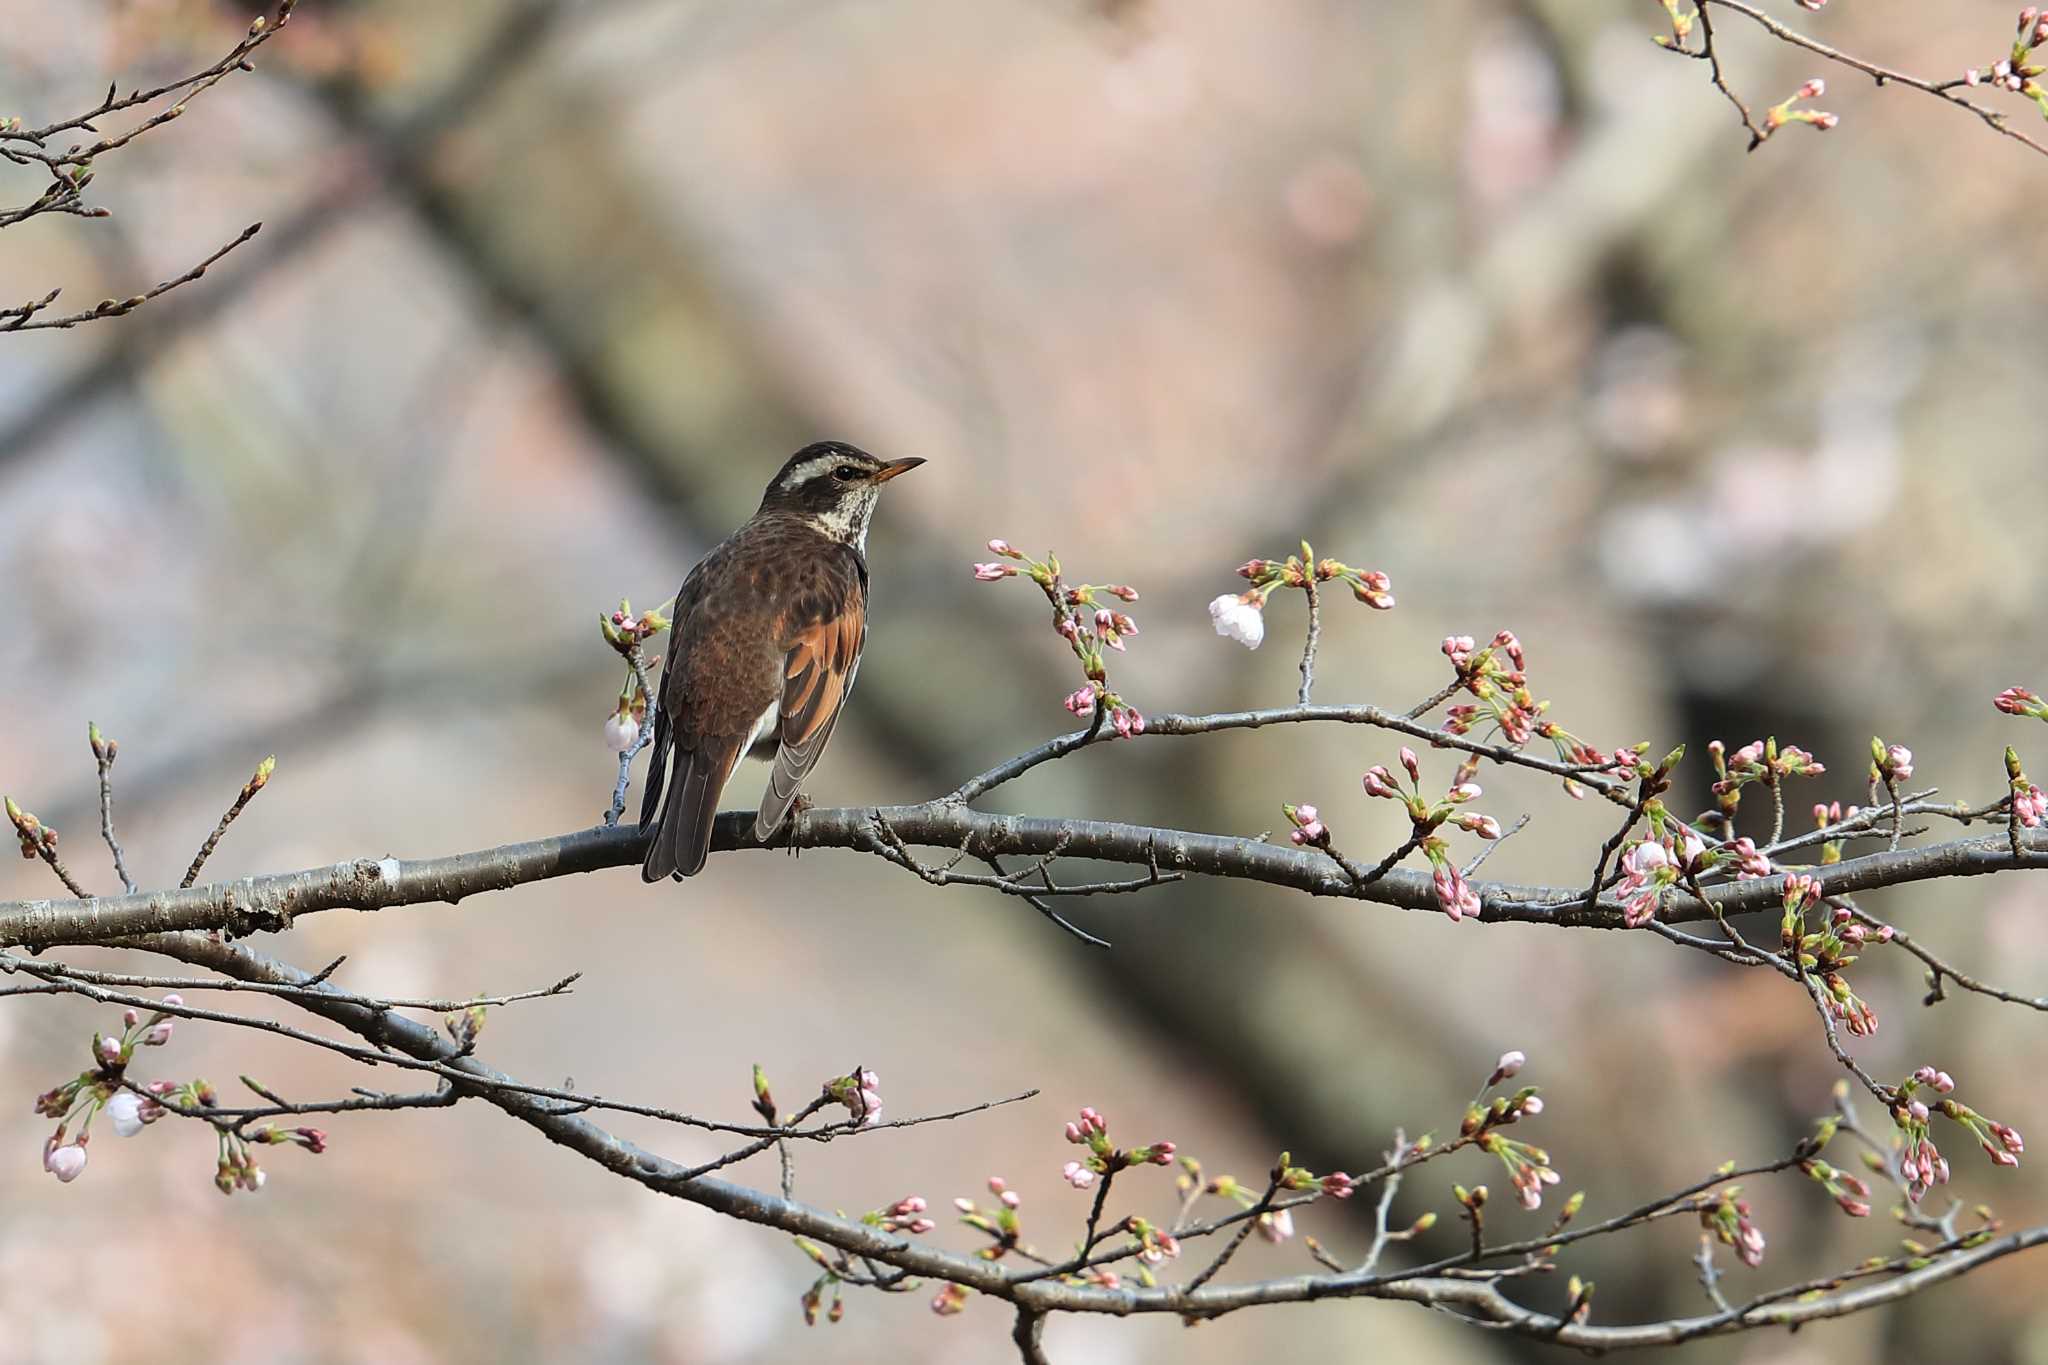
top-left (604, 642), bottom-right (657, 827)
top-left (1185, 1176), bottom-right (1281, 1294)
top-left (181, 754), bottom-right (275, 888)
top-left (1691, 0), bottom-right (1764, 145)
top-left (86, 743), bottom-right (135, 897)
top-left (2, 225), bottom-right (263, 333)
top-left (1297, 577), bottom-right (1321, 705)
top-left (0, 953), bottom-right (581, 1014)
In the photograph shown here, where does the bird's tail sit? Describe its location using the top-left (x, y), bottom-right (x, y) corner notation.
top-left (641, 725), bottom-right (744, 881)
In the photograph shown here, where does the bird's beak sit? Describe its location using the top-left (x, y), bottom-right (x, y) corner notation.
top-left (872, 457), bottom-right (927, 483)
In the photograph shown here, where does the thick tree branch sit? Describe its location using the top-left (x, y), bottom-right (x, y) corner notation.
top-left (7, 800), bottom-right (2048, 950)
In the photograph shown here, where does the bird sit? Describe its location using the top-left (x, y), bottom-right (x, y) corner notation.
top-left (639, 441), bottom-right (925, 881)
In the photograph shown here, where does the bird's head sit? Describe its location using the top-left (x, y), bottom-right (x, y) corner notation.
top-left (760, 441), bottom-right (925, 547)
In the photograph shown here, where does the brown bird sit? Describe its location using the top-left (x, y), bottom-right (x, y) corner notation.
top-left (639, 442), bottom-right (925, 880)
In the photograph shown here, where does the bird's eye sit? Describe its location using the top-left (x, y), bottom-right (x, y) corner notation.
top-left (832, 465), bottom-right (861, 481)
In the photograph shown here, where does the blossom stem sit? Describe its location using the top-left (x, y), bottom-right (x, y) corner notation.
top-left (1297, 576), bottom-right (1321, 706)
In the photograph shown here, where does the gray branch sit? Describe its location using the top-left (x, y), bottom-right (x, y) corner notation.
top-left (5, 801), bottom-right (2047, 950)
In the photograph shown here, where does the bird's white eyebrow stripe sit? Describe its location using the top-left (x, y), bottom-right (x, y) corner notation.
top-left (779, 455), bottom-right (846, 490)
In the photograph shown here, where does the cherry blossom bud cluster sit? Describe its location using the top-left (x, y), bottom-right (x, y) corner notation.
top-left (32, 997), bottom-right (207, 1186)
top-left (1480, 1130), bottom-right (1561, 1211)
top-left (871, 1194), bottom-right (936, 1235)
top-left (1776, 874), bottom-right (1888, 1036)
top-left (598, 597), bottom-right (670, 651)
top-left (1995, 685), bottom-right (2048, 721)
top-left (1761, 77), bottom-right (1839, 135)
top-left (1427, 845), bottom-right (1482, 923)
top-left (1701, 1186), bottom-right (1767, 1268)
top-left (1274, 1154), bottom-right (1359, 1201)
top-left (1282, 802), bottom-right (1328, 848)
top-left (595, 599), bottom-right (667, 751)
top-left (1210, 541), bottom-right (1392, 653)
top-left (1914, 1065), bottom-right (1957, 1094)
top-left (824, 1069), bottom-right (883, 1128)
top-left (1885, 1068), bottom-right (2025, 1201)
top-left (1808, 800), bottom-right (1863, 866)
top-left (1235, 540), bottom-right (1395, 605)
top-left (1362, 746), bottom-right (1504, 850)
top-left (248, 1122), bottom-right (329, 1154)
top-left (1712, 737), bottom-right (1827, 814)
top-left (1059, 1105), bottom-right (1175, 1188)
top-left (1724, 836), bottom-right (1773, 878)
top-left (1462, 1086), bottom-right (1547, 1140)
top-left (1964, 12), bottom-right (2048, 102)
top-left (1128, 1216), bottom-right (1182, 1266)
top-left (951, 1175), bottom-right (1027, 1256)
top-left (1614, 816), bottom-right (1713, 928)
top-left (1870, 737), bottom-right (1914, 786)
top-left (976, 539), bottom-right (1147, 735)
top-left (1441, 630), bottom-right (1544, 747)
top-left (5, 795), bottom-right (59, 861)
top-left (2005, 747), bottom-right (2048, 828)
top-left (1799, 1157), bottom-right (1873, 1218)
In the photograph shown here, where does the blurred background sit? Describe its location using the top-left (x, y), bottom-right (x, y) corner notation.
top-left (5, 1), bottom-right (2048, 1361)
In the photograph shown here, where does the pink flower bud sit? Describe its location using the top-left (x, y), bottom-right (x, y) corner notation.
top-left (972, 562), bottom-right (1016, 582)
top-left (1490, 1050), bottom-right (1527, 1084)
top-left (1362, 767), bottom-right (1397, 799)
top-left (603, 712), bottom-right (638, 752)
top-left (1063, 687), bottom-right (1096, 717)
top-left (1062, 1160), bottom-right (1097, 1190)
top-left (987, 539), bottom-right (1017, 557)
top-left (1256, 1208), bottom-right (1295, 1244)
top-left (1353, 570), bottom-right (1395, 609)
top-left (1799, 78), bottom-right (1826, 98)
top-left (1399, 747), bottom-right (1421, 781)
top-left (1432, 863), bottom-right (1480, 923)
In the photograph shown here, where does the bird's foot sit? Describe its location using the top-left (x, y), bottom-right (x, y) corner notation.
top-left (787, 792), bottom-right (813, 857)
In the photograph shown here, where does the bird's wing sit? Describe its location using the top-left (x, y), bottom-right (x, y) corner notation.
top-left (642, 549), bottom-right (776, 881)
top-left (756, 576), bottom-right (865, 841)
